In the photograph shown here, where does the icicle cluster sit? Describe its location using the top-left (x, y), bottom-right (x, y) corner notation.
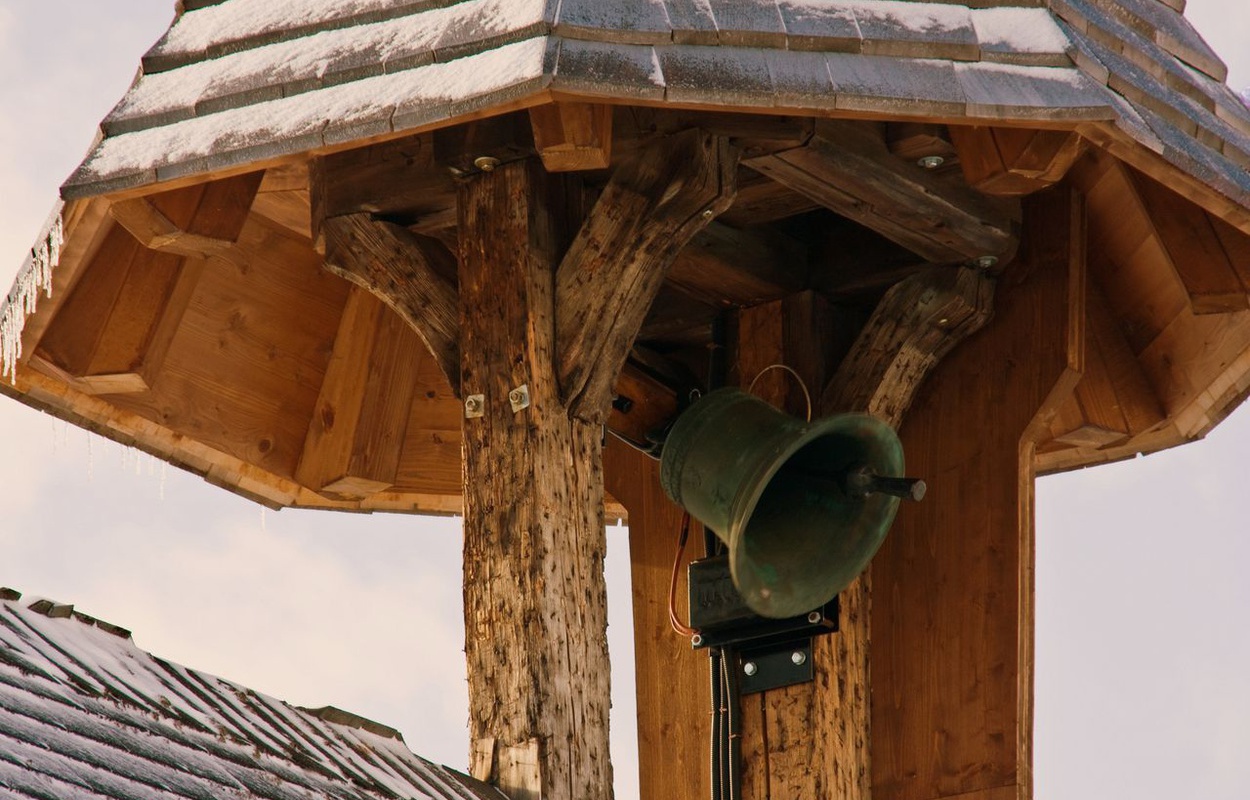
top-left (2, 210), bottom-right (65, 384)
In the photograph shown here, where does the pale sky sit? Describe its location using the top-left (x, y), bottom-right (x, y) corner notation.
top-left (1, 3), bottom-right (1248, 799)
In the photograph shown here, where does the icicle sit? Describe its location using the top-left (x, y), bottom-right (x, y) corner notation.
top-left (134, 449), bottom-right (142, 477)
top-left (1, 211), bottom-right (65, 384)
top-left (159, 463), bottom-right (167, 501)
top-left (260, 507), bottom-right (268, 533)
top-left (87, 435), bottom-right (94, 482)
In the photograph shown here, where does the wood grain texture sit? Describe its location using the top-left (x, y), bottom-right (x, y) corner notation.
top-left (321, 213), bottom-right (460, 392)
top-left (110, 172), bottom-right (263, 259)
top-left (666, 221), bottom-right (807, 308)
top-left (556, 129), bottom-right (738, 422)
top-left (603, 438), bottom-right (710, 800)
top-left (873, 187), bottom-right (1086, 800)
top-left (949, 126), bottom-right (1086, 197)
top-left (459, 160), bottom-right (613, 800)
top-left (530, 102), bottom-right (614, 172)
top-left (746, 120), bottom-right (1021, 264)
top-left (295, 287), bottom-right (423, 499)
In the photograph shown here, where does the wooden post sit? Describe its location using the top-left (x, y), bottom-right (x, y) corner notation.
top-left (873, 186), bottom-right (1086, 800)
top-left (459, 160), bottom-right (613, 800)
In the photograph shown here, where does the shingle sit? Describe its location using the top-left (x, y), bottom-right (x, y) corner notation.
top-left (852, 0), bottom-right (980, 62)
top-left (555, 0), bottom-right (673, 45)
top-left (710, 0), bottom-right (787, 48)
top-left (663, 0), bottom-right (719, 45)
top-left (657, 45), bottom-right (774, 107)
top-left (970, 7), bottom-right (1072, 68)
top-left (955, 62), bottom-right (1113, 120)
top-left (777, 1), bottom-right (862, 53)
top-left (1098, 0), bottom-right (1227, 82)
top-left (826, 53), bottom-right (966, 118)
top-left (554, 40), bottom-right (667, 101)
top-left (765, 49), bottom-right (836, 110)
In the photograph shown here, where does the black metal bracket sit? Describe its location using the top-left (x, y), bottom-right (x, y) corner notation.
top-left (687, 553), bottom-right (838, 695)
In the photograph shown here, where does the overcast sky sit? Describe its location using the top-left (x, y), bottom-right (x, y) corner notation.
top-left (1, 3), bottom-right (1248, 799)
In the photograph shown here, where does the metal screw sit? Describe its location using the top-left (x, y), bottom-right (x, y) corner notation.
top-left (918, 155), bottom-right (945, 170)
top-left (743, 661), bottom-right (758, 677)
top-left (791, 651), bottom-right (807, 666)
top-left (473, 156), bottom-right (502, 172)
top-left (974, 255), bottom-right (999, 270)
top-left (508, 384), bottom-right (531, 413)
top-left (691, 634), bottom-right (704, 647)
top-left (464, 394), bottom-right (485, 419)
top-left (702, 209), bottom-right (715, 220)
top-left (807, 611), bottom-right (822, 625)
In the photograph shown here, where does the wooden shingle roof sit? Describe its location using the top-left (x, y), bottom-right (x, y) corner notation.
top-left (63, 0), bottom-right (1250, 215)
top-left (0, 589), bottom-right (499, 800)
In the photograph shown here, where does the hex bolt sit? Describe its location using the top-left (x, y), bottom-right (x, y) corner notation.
top-left (508, 384), bottom-right (531, 413)
top-left (702, 209), bottom-right (715, 220)
top-left (691, 634), bottom-right (704, 647)
top-left (974, 255), bottom-right (999, 271)
top-left (917, 155), bottom-right (946, 170)
top-left (743, 661), bottom-right (758, 677)
top-left (464, 394), bottom-right (485, 419)
top-left (791, 651), bottom-right (807, 666)
top-left (807, 611), bottom-right (822, 624)
top-left (473, 156), bottom-right (501, 172)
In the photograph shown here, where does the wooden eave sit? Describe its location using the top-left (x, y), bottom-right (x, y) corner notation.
top-left (4, 0), bottom-right (1250, 515)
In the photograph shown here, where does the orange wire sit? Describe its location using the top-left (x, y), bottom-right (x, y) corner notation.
top-left (669, 512), bottom-right (697, 637)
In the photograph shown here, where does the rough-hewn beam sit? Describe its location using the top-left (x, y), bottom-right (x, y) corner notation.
top-left (530, 101), bottom-right (613, 172)
top-left (745, 120), bottom-right (1020, 264)
top-left (321, 213), bottom-right (460, 393)
top-left (556, 130), bottom-right (738, 421)
top-left (949, 126), bottom-right (1087, 197)
top-left (459, 160), bottom-right (612, 800)
top-left (295, 287), bottom-right (423, 499)
top-left (822, 265), bottom-right (996, 421)
top-left (110, 172), bottom-right (263, 259)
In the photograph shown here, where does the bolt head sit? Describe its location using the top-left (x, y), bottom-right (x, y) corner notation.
top-left (691, 634), bottom-right (703, 647)
top-left (791, 651), bottom-right (807, 666)
top-left (702, 209), bottom-right (715, 220)
top-left (465, 398), bottom-right (481, 411)
top-left (473, 156), bottom-right (501, 172)
top-left (509, 389), bottom-right (523, 403)
top-left (974, 255), bottom-right (999, 270)
top-left (918, 155), bottom-right (945, 170)
top-left (743, 661), bottom-right (758, 677)
top-left (807, 611), bottom-right (822, 624)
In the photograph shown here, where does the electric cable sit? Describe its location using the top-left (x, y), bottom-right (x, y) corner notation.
top-left (668, 511), bottom-right (696, 637)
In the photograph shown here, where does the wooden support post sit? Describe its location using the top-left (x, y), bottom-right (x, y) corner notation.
top-left (873, 186), bottom-right (1086, 800)
top-left (604, 438), bottom-right (711, 800)
top-left (459, 160), bottom-right (612, 800)
top-left (530, 102), bottom-right (614, 172)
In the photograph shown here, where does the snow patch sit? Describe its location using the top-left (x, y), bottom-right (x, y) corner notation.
top-left (971, 7), bottom-right (1070, 53)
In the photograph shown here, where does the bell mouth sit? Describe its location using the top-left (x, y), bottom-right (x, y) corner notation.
top-left (728, 413), bottom-right (903, 619)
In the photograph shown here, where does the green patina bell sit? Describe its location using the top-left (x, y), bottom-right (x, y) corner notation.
top-left (660, 387), bottom-right (913, 620)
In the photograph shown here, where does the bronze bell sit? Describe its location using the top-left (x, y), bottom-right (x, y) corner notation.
top-left (660, 388), bottom-right (921, 619)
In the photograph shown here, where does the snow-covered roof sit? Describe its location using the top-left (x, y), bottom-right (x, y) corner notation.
top-left (0, 588), bottom-right (500, 800)
top-left (61, 0), bottom-right (1250, 210)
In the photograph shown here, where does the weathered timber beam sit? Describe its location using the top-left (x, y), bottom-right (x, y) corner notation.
top-left (557, 130), bottom-right (739, 422)
top-left (459, 159), bottom-right (612, 800)
top-left (745, 119), bottom-right (1020, 265)
top-left (32, 224), bottom-right (204, 395)
top-left (822, 265), bottom-right (996, 423)
top-left (321, 213), bottom-right (460, 393)
top-left (667, 221), bottom-right (807, 308)
top-left (529, 101), bottom-right (613, 172)
top-left (295, 286), bottom-right (424, 499)
top-left (949, 126), bottom-right (1087, 197)
top-left (110, 172), bottom-right (263, 259)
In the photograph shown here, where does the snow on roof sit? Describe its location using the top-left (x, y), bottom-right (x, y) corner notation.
top-left (0, 588), bottom-right (501, 800)
top-left (55, 0), bottom-right (1250, 207)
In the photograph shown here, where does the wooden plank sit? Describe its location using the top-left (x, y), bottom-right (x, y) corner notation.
top-left (556, 130), bottom-right (738, 422)
top-left (110, 172), bottom-right (263, 259)
top-left (1128, 168), bottom-right (1249, 314)
top-left (459, 159), bottom-right (612, 800)
top-left (603, 437), bottom-right (710, 800)
top-left (321, 213), bottom-right (460, 393)
top-left (667, 221), bottom-right (807, 308)
top-left (948, 126), bottom-right (1086, 196)
top-left (295, 287), bottom-right (424, 499)
top-left (530, 101), bottom-right (614, 172)
top-left (745, 120), bottom-right (1020, 264)
top-left (873, 187), bottom-right (1086, 800)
